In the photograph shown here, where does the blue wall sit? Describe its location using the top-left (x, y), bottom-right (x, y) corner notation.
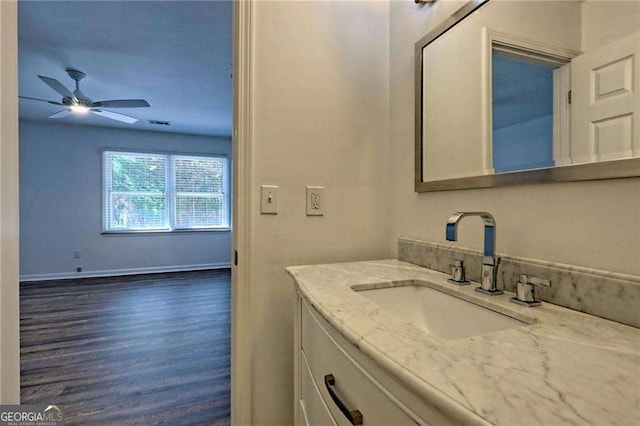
top-left (492, 53), bottom-right (554, 173)
top-left (493, 115), bottom-right (554, 172)
top-left (20, 120), bottom-right (232, 280)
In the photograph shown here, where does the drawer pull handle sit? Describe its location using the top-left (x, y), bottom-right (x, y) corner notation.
top-left (324, 374), bottom-right (363, 425)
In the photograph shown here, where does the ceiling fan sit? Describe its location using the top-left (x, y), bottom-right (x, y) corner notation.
top-left (19, 68), bottom-right (150, 124)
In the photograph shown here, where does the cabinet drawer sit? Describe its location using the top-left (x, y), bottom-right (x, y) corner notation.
top-left (300, 349), bottom-right (337, 426)
top-left (301, 300), bottom-right (421, 426)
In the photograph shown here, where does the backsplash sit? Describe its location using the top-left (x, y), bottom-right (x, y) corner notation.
top-left (398, 238), bottom-right (640, 328)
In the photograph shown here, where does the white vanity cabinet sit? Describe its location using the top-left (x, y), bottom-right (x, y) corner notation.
top-left (294, 293), bottom-right (464, 426)
top-left (290, 260), bottom-right (640, 426)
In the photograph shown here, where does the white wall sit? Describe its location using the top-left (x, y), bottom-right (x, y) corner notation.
top-left (0, 0), bottom-right (20, 404)
top-left (249, 1), bottom-right (391, 423)
top-left (581, 0), bottom-right (640, 52)
top-left (390, 1), bottom-right (640, 276)
top-left (19, 120), bottom-right (232, 280)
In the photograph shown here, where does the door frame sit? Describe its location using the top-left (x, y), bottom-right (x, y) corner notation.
top-left (231, 0), bottom-right (253, 423)
top-left (0, 0), bottom-right (20, 404)
top-left (481, 28), bottom-right (580, 174)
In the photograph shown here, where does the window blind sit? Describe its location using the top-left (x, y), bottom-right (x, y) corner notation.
top-left (103, 151), bottom-right (229, 232)
top-left (173, 155), bottom-right (229, 229)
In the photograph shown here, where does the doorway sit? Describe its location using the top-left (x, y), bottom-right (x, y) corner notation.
top-left (491, 49), bottom-right (565, 173)
top-left (16, 1), bottom-right (233, 423)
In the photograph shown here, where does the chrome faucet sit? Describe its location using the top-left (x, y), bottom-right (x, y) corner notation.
top-left (446, 212), bottom-right (503, 295)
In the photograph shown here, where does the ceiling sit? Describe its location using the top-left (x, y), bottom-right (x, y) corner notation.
top-left (18, 1), bottom-right (232, 137)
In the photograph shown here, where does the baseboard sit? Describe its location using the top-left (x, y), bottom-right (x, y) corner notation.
top-left (20, 263), bottom-right (232, 282)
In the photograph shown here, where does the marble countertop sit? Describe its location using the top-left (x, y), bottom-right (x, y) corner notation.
top-left (286, 260), bottom-right (640, 425)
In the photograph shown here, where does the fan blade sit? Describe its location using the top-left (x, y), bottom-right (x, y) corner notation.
top-left (49, 109), bottom-right (71, 119)
top-left (19, 96), bottom-right (64, 106)
top-left (38, 76), bottom-right (76, 101)
top-left (92, 99), bottom-right (150, 108)
top-left (91, 109), bottom-right (137, 124)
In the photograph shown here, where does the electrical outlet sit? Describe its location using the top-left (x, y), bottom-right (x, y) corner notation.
top-left (73, 250), bottom-right (81, 259)
top-left (306, 186), bottom-right (325, 216)
top-left (260, 185), bottom-right (278, 214)
top-left (76, 267), bottom-right (82, 273)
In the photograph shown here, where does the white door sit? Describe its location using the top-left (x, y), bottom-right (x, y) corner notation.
top-left (571, 31), bottom-right (640, 163)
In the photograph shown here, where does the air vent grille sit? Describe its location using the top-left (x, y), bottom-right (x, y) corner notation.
top-left (148, 120), bottom-right (171, 126)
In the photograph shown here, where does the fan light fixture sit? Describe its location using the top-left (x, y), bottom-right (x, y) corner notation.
top-left (18, 68), bottom-right (150, 124)
top-left (70, 105), bottom-right (90, 113)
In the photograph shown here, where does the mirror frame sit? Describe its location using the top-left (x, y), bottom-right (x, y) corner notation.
top-left (415, 0), bottom-right (640, 192)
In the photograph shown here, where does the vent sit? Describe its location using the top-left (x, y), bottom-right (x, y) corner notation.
top-left (148, 120), bottom-right (171, 126)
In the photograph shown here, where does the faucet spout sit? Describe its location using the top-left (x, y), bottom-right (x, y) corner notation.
top-left (446, 212), bottom-right (495, 258)
top-left (445, 212), bottom-right (502, 295)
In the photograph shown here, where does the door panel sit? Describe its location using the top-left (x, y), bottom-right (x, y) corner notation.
top-left (571, 31), bottom-right (639, 163)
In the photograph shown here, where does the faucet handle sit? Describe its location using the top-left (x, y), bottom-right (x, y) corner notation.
top-left (519, 274), bottom-right (551, 288)
top-left (447, 259), bottom-right (469, 285)
top-left (510, 274), bottom-right (551, 307)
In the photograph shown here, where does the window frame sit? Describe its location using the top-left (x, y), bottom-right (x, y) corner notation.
top-left (102, 149), bottom-right (231, 234)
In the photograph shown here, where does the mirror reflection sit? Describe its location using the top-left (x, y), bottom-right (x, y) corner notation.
top-left (492, 50), bottom-right (560, 173)
top-left (418, 0), bottom-right (639, 186)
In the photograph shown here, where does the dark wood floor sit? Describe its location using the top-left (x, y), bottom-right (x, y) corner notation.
top-left (20, 269), bottom-right (231, 425)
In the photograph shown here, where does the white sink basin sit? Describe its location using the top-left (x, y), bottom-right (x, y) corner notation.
top-left (354, 280), bottom-right (532, 340)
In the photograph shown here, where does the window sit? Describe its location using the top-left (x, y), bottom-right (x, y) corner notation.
top-left (103, 151), bottom-right (230, 232)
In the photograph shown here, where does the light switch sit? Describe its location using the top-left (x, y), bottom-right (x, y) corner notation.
top-left (306, 186), bottom-right (324, 216)
top-left (261, 185), bottom-right (278, 214)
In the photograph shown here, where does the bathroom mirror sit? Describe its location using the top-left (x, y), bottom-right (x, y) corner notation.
top-left (415, 0), bottom-right (640, 192)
